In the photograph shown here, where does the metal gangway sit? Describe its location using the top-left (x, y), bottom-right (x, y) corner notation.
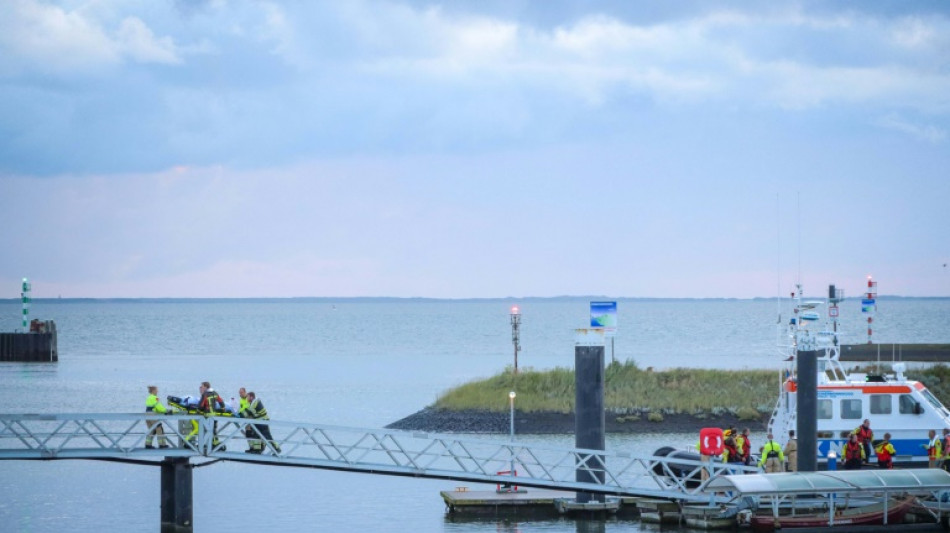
top-left (0, 412), bottom-right (756, 502)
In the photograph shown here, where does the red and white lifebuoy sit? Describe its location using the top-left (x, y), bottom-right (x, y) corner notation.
top-left (699, 427), bottom-right (724, 456)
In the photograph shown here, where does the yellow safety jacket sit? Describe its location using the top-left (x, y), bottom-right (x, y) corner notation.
top-left (875, 441), bottom-right (896, 462)
top-left (246, 398), bottom-right (269, 420)
top-left (146, 394), bottom-right (167, 414)
top-left (925, 436), bottom-right (943, 460)
top-left (758, 440), bottom-right (784, 466)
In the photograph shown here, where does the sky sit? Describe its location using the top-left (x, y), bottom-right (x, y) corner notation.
top-left (1, 0), bottom-right (948, 299)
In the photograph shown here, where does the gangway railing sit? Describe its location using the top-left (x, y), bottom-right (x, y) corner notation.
top-left (0, 413), bottom-right (757, 502)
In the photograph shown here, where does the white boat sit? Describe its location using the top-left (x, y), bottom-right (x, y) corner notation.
top-left (767, 283), bottom-right (950, 466)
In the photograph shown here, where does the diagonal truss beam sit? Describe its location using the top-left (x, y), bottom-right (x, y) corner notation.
top-left (0, 413), bottom-right (758, 501)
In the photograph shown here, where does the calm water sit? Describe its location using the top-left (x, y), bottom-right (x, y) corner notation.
top-left (0, 298), bottom-right (947, 532)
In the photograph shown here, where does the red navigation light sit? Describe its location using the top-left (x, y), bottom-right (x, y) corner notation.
top-left (511, 306), bottom-right (520, 314)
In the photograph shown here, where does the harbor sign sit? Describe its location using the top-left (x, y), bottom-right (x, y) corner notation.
top-left (589, 301), bottom-right (617, 337)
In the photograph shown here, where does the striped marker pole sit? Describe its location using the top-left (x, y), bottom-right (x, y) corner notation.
top-left (21, 278), bottom-right (31, 330)
top-left (866, 276), bottom-right (877, 344)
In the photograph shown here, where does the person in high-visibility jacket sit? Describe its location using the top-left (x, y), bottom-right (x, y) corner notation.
top-left (722, 437), bottom-right (742, 464)
top-left (875, 433), bottom-right (896, 469)
top-left (842, 433), bottom-right (865, 469)
top-left (244, 391), bottom-right (281, 454)
top-left (852, 419), bottom-right (874, 465)
top-left (238, 387), bottom-right (253, 452)
top-left (758, 433), bottom-right (785, 473)
top-left (739, 428), bottom-right (752, 466)
top-left (924, 429), bottom-right (943, 468)
top-left (941, 429), bottom-right (950, 472)
top-left (238, 387), bottom-right (250, 413)
top-left (145, 385), bottom-right (170, 449)
top-left (199, 381), bottom-right (227, 450)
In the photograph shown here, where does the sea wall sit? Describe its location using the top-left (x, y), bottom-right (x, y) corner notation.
top-left (840, 343), bottom-right (950, 363)
top-left (0, 320), bottom-right (58, 362)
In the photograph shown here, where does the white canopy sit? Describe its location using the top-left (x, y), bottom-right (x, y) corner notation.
top-left (704, 469), bottom-right (950, 496)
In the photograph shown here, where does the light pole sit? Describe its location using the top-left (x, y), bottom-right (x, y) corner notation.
top-left (510, 306), bottom-right (521, 374)
top-left (509, 390), bottom-right (516, 441)
top-left (509, 390), bottom-right (516, 480)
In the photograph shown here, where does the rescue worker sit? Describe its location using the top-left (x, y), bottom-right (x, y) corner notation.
top-left (145, 385), bottom-right (170, 449)
top-left (739, 428), bottom-right (752, 466)
top-left (199, 381), bottom-right (226, 450)
top-left (759, 433), bottom-right (784, 473)
top-left (199, 381), bottom-right (225, 414)
top-left (238, 387), bottom-right (250, 413)
top-left (924, 429), bottom-right (942, 468)
top-left (245, 391), bottom-right (281, 454)
top-left (238, 387), bottom-right (253, 452)
top-left (875, 433), bottom-right (896, 469)
top-left (852, 419), bottom-right (874, 465)
top-left (942, 428), bottom-right (950, 472)
top-left (783, 430), bottom-right (798, 472)
top-left (842, 433), bottom-right (865, 470)
top-left (722, 436), bottom-right (743, 468)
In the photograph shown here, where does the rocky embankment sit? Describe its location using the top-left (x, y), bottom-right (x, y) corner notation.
top-left (386, 407), bottom-right (764, 434)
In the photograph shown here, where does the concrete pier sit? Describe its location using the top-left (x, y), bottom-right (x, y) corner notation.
top-left (0, 320), bottom-right (57, 362)
top-left (160, 457), bottom-right (193, 532)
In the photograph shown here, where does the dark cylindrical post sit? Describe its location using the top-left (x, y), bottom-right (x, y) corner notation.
top-left (575, 329), bottom-right (605, 503)
top-left (797, 349), bottom-right (818, 472)
top-left (161, 457), bottom-right (193, 532)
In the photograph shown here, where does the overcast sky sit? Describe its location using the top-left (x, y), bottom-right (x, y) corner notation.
top-left (1, 1), bottom-right (948, 298)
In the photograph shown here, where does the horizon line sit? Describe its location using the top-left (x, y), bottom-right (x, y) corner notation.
top-left (2, 294), bottom-right (947, 302)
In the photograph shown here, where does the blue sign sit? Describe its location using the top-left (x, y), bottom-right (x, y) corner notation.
top-left (590, 301), bottom-right (617, 337)
top-left (861, 298), bottom-right (876, 313)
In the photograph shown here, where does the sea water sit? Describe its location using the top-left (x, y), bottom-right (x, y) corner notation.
top-left (0, 297), bottom-right (947, 532)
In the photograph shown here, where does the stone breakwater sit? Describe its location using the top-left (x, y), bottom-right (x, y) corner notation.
top-left (386, 407), bottom-right (763, 435)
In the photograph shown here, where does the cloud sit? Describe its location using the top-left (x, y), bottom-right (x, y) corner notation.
top-left (1, 1), bottom-right (949, 176)
top-left (116, 17), bottom-right (180, 65)
top-left (876, 114), bottom-right (947, 143)
top-left (0, 0), bottom-right (180, 75)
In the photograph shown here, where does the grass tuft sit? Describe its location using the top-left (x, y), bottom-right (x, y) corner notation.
top-left (434, 360), bottom-right (778, 414)
top-left (435, 361), bottom-right (950, 415)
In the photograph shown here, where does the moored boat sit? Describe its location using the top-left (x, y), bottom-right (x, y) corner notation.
top-left (749, 495), bottom-right (916, 532)
top-left (767, 282), bottom-right (950, 467)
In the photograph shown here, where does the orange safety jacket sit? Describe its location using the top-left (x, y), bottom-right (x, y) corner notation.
top-left (854, 425), bottom-right (873, 443)
top-left (723, 443), bottom-right (741, 463)
top-left (845, 441), bottom-right (863, 461)
top-left (875, 442), bottom-right (895, 463)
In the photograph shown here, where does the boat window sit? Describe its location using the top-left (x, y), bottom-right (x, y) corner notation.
top-left (921, 389), bottom-right (944, 411)
top-left (818, 399), bottom-right (833, 419)
top-left (870, 394), bottom-right (892, 415)
top-left (899, 394), bottom-right (919, 415)
top-left (840, 399), bottom-right (862, 419)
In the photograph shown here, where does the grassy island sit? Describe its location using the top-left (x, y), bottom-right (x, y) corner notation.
top-left (433, 361), bottom-right (950, 424)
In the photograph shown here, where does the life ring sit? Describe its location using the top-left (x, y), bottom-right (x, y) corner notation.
top-left (700, 427), bottom-right (724, 455)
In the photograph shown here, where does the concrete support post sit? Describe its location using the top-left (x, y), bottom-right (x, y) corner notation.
top-left (160, 457), bottom-right (193, 532)
top-left (574, 329), bottom-right (605, 503)
top-left (797, 349), bottom-right (818, 472)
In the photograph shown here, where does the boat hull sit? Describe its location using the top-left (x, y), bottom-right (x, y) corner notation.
top-left (750, 496), bottom-right (915, 533)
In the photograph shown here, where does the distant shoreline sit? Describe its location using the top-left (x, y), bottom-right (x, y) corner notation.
top-left (386, 407), bottom-right (764, 435)
top-left (1, 295), bottom-right (945, 303)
